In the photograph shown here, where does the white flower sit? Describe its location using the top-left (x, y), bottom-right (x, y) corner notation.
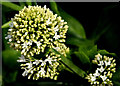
top-left (5, 35), bottom-right (12, 39)
top-left (22, 69), bottom-right (28, 76)
top-left (53, 25), bottom-right (59, 32)
top-left (33, 60), bottom-right (40, 65)
top-left (41, 60), bottom-right (46, 66)
top-left (45, 56), bottom-right (57, 65)
top-left (27, 40), bottom-right (33, 45)
top-left (97, 56), bottom-right (100, 61)
top-left (35, 41), bottom-right (42, 48)
top-left (9, 39), bottom-right (12, 42)
top-left (39, 68), bottom-right (46, 76)
top-left (93, 70), bottom-right (100, 77)
top-left (8, 29), bottom-right (13, 31)
top-left (44, 5), bottom-right (46, 10)
top-left (17, 55), bottom-right (26, 62)
top-left (21, 42), bottom-right (28, 48)
top-left (98, 61), bottom-right (104, 66)
top-left (9, 22), bottom-right (14, 27)
top-left (25, 32), bottom-right (28, 35)
top-left (26, 61), bottom-right (32, 68)
top-left (91, 76), bottom-right (96, 82)
top-left (46, 18), bottom-right (52, 25)
top-left (53, 32), bottom-right (60, 40)
top-left (36, 73), bottom-right (40, 78)
top-left (98, 66), bottom-right (105, 73)
top-left (61, 20), bottom-right (64, 22)
top-left (104, 60), bottom-right (111, 66)
top-left (100, 75), bottom-right (107, 81)
top-left (54, 47), bottom-right (60, 51)
top-left (86, 54), bottom-right (116, 85)
top-left (95, 53), bottom-right (102, 60)
top-left (21, 49), bottom-right (26, 54)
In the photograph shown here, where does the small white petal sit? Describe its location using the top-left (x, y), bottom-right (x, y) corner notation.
top-left (91, 76), bottom-right (96, 81)
top-left (9, 39), bottom-right (12, 42)
top-left (98, 66), bottom-right (105, 73)
top-left (8, 29), bottom-right (13, 31)
top-left (44, 5), bottom-right (46, 10)
top-left (22, 69), bottom-right (28, 76)
top-left (9, 22), bottom-right (14, 27)
top-left (98, 61), bottom-right (104, 66)
top-left (100, 75), bottom-right (107, 81)
top-left (53, 32), bottom-right (60, 40)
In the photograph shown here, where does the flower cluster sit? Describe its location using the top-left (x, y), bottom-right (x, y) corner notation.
top-left (5, 5), bottom-right (69, 80)
top-left (85, 53), bottom-right (116, 85)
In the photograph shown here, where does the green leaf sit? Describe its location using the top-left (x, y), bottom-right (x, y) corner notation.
top-left (52, 49), bottom-right (86, 78)
top-left (61, 55), bottom-right (86, 78)
top-left (59, 8), bottom-right (86, 39)
top-left (26, 0), bottom-right (32, 6)
top-left (66, 36), bottom-right (94, 47)
top-left (2, 49), bottom-right (21, 70)
top-left (98, 50), bottom-right (116, 56)
top-left (1, 2), bottom-right (22, 11)
top-left (50, 0), bottom-right (60, 15)
top-left (112, 67), bottom-right (120, 85)
top-left (88, 45), bottom-right (97, 59)
top-left (74, 45), bottom-right (97, 64)
top-left (2, 70), bottom-right (18, 83)
top-left (2, 21), bottom-right (11, 29)
top-left (74, 51), bottom-right (90, 64)
top-left (19, 2), bottom-right (25, 8)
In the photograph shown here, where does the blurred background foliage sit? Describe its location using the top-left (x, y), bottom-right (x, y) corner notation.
top-left (1, 1), bottom-right (120, 86)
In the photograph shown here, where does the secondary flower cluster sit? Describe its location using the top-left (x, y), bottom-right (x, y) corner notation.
top-left (85, 53), bottom-right (116, 85)
top-left (5, 5), bottom-right (69, 80)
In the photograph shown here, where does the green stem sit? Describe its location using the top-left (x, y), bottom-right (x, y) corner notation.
top-left (1, 2), bottom-right (22, 11)
top-left (1, 21), bottom-right (11, 29)
top-left (52, 48), bottom-right (87, 78)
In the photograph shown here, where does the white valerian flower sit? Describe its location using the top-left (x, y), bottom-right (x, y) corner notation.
top-left (95, 53), bottom-right (102, 60)
top-left (46, 18), bottom-right (52, 25)
top-left (6, 5), bottom-right (68, 57)
top-left (45, 56), bottom-right (57, 65)
top-left (22, 69), bottom-right (28, 76)
top-left (91, 76), bottom-right (96, 82)
top-left (5, 35), bottom-right (12, 39)
top-left (104, 60), bottom-right (111, 66)
top-left (27, 40), bottom-right (33, 45)
top-left (44, 5), bottom-right (46, 10)
top-left (100, 75), bottom-right (107, 81)
top-left (41, 60), bottom-right (46, 66)
top-left (6, 5), bottom-right (69, 80)
top-left (93, 69), bottom-right (100, 77)
top-left (26, 61), bottom-right (32, 69)
top-left (35, 41), bottom-right (42, 48)
top-left (54, 47), bottom-right (60, 51)
top-left (39, 68), bottom-right (46, 76)
top-left (98, 61), bottom-right (104, 66)
top-left (8, 28), bottom-right (13, 31)
top-left (53, 25), bottom-right (59, 32)
top-left (21, 42), bottom-right (28, 49)
top-left (17, 55), bottom-right (26, 62)
top-left (9, 22), bottom-right (14, 27)
top-left (53, 32), bottom-right (60, 40)
top-left (33, 60), bottom-right (40, 65)
top-left (98, 66), bottom-right (105, 73)
top-left (85, 53), bottom-right (116, 85)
